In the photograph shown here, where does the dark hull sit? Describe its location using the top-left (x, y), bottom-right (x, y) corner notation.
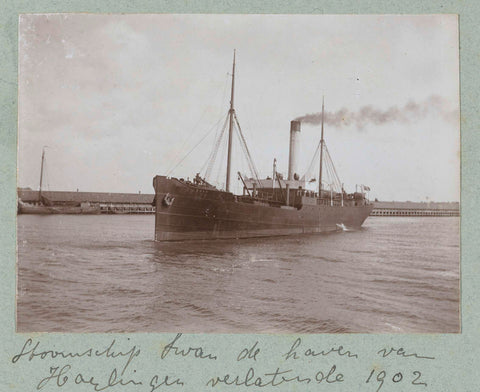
top-left (153, 176), bottom-right (373, 241)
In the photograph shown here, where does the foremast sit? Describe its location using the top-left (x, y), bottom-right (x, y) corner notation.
top-left (318, 97), bottom-right (325, 195)
top-left (39, 146), bottom-right (46, 200)
top-left (225, 50), bottom-right (236, 192)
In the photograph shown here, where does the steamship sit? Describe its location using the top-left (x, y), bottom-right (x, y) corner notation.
top-left (153, 52), bottom-right (373, 241)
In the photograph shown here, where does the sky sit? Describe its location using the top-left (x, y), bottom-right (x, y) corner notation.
top-left (18, 14), bottom-right (459, 202)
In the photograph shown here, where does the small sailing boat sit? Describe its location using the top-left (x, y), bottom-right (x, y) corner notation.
top-left (18, 147), bottom-right (100, 215)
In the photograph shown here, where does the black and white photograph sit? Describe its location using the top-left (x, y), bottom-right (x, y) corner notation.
top-left (17, 14), bottom-right (460, 333)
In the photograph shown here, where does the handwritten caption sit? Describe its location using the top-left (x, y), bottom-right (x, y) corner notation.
top-left (11, 334), bottom-right (434, 391)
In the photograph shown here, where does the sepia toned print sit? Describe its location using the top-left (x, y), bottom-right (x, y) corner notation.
top-left (17, 14), bottom-right (459, 333)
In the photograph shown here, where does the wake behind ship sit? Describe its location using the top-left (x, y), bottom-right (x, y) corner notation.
top-left (153, 52), bottom-right (373, 241)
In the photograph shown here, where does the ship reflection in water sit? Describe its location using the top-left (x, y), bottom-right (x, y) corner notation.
top-left (17, 215), bottom-right (459, 333)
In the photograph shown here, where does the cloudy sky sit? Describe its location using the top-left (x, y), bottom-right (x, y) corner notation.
top-left (18, 14), bottom-right (459, 201)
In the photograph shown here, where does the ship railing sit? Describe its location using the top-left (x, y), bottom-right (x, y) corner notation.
top-left (315, 198), bottom-right (350, 207)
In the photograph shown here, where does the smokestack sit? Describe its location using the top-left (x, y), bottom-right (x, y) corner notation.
top-left (288, 120), bottom-right (301, 181)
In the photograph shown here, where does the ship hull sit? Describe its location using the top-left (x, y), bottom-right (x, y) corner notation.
top-left (153, 176), bottom-right (373, 242)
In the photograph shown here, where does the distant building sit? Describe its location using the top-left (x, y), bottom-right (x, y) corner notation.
top-left (17, 188), bottom-right (460, 217)
top-left (371, 201), bottom-right (459, 216)
top-left (18, 189), bottom-right (155, 214)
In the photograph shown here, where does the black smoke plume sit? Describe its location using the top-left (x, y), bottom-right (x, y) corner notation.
top-left (294, 95), bottom-right (458, 129)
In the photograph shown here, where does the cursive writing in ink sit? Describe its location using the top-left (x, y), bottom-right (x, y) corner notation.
top-left (206, 365), bottom-right (343, 387)
top-left (161, 333), bottom-right (217, 360)
top-left (237, 341), bottom-right (260, 361)
top-left (283, 337), bottom-right (358, 360)
top-left (377, 347), bottom-right (434, 360)
top-left (12, 338), bottom-right (140, 374)
top-left (37, 365), bottom-right (143, 391)
top-left (37, 365), bottom-right (71, 389)
top-left (149, 374), bottom-right (184, 391)
top-left (75, 368), bottom-right (143, 391)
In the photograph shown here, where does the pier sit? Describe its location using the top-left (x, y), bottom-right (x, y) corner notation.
top-left (18, 189), bottom-right (155, 214)
top-left (17, 189), bottom-right (459, 216)
top-left (371, 201), bottom-right (459, 217)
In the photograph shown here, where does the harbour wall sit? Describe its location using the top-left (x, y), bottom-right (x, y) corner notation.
top-left (17, 189), bottom-right (459, 216)
top-left (371, 201), bottom-right (459, 217)
top-left (18, 189), bottom-right (155, 214)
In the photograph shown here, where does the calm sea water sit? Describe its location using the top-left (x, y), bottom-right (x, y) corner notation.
top-left (17, 215), bottom-right (459, 333)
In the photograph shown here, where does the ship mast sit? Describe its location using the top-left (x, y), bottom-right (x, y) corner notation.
top-left (318, 97), bottom-right (325, 195)
top-left (225, 49), bottom-right (236, 192)
top-left (38, 146), bottom-right (46, 200)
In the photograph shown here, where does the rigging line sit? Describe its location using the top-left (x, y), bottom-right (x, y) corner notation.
top-left (232, 126), bottom-right (247, 175)
top-left (168, 73), bottom-right (231, 174)
top-left (233, 113), bottom-right (261, 184)
top-left (305, 146), bottom-right (320, 180)
top-left (166, 107), bottom-right (212, 174)
top-left (167, 113), bottom-right (227, 176)
top-left (237, 129), bottom-right (260, 185)
top-left (235, 123), bottom-right (255, 177)
top-left (232, 114), bottom-right (254, 172)
top-left (202, 114), bottom-right (230, 178)
top-left (200, 116), bottom-right (228, 172)
top-left (325, 145), bottom-right (342, 189)
top-left (203, 125), bottom-right (226, 179)
top-left (324, 154), bottom-right (333, 187)
top-left (233, 121), bottom-right (257, 183)
top-left (324, 149), bottom-right (332, 181)
top-left (324, 151), bottom-right (338, 192)
top-left (302, 138), bottom-right (322, 181)
top-left (328, 169), bottom-right (340, 194)
top-left (328, 161), bottom-right (341, 192)
top-left (324, 147), bottom-right (340, 191)
top-left (215, 131), bottom-right (228, 186)
top-left (330, 155), bottom-right (342, 189)
top-left (232, 125), bottom-right (250, 178)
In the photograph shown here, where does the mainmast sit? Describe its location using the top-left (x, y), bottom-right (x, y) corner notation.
top-left (38, 146), bottom-right (46, 200)
top-left (318, 97), bottom-right (325, 195)
top-left (225, 49), bottom-right (236, 192)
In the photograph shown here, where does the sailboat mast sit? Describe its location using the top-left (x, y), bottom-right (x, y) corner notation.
top-left (39, 147), bottom-right (46, 199)
top-left (225, 50), bottom-right (236, 192)
top-left (318, 97), bottom-right (325, 195)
